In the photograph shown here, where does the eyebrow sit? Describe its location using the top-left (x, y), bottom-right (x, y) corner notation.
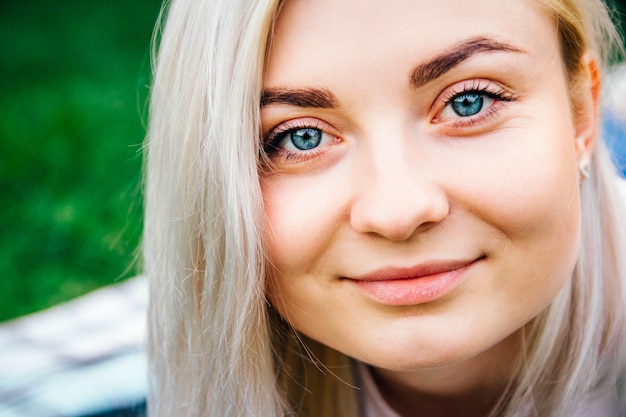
top-left (260, 37), bottom-right (524, 108)
top-left (260, 87), bottom-right (338, 108)
top-left (410, 37), bottom-right (524, 88)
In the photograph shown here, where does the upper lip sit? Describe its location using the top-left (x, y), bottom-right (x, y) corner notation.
top-left (346, 258), bottom-right (480, 282)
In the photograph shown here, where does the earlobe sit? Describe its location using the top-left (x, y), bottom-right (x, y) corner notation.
top-left (573, 52), bottom-right (602, 165)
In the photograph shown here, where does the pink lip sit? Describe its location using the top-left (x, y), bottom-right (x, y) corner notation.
top-left (346, 258), bottom-right (480, 306)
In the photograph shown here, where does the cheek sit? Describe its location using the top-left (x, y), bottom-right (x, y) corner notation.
top-left (478, 160), bottom-right (579, 241)
top-left (261, 174), bottom-right (346, 276)
top-left (455, 131), bottom-right (582, 305)
top-left (444, 114), bottom-right (580, 235)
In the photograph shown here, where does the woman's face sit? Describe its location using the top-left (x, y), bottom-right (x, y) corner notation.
top-left (261, 0), bottom-right (594, 372)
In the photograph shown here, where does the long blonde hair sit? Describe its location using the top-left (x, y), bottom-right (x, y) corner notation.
top-left (143, 0), bottom-right (626, 416)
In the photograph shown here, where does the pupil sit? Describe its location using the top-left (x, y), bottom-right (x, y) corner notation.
top-left (291, 128), bottom-right (322, 150)
top-left (452, 94), bottom-right (483, 117)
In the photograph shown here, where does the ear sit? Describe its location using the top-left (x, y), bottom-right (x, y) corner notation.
top-left (572, 52), bottom-right (602, 165)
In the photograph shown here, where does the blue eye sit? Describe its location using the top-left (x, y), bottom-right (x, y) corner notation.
top-left (263, 120), bottom-right (335, 158)
top-left (451, 93), bottom-right (484, 117)
top-left (287, 128), bottom-right (322, 150)
top-left (437, 80), bottom-right (516, 124)
top-left (261, 120), bottom-right (340, 167)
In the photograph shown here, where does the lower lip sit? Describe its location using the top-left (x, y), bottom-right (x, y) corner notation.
top-left (350, 262), bottom-right (475, 306)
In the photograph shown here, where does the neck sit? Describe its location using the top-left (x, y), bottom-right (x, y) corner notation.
top-left (370, 331), bottom-right (521, 417)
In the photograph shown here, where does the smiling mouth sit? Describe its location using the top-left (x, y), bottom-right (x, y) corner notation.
top-left (345, 257), bottom-right (483, 306)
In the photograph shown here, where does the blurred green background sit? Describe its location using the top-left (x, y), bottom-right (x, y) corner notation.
top-left (0, 1), bottom-right (625, 322)
top-left (0, 0), bottom-right (162, 321)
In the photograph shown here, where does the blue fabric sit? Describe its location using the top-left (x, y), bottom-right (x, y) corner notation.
top-left (79, 401), bottom-right (145, 417)
top-left (0, 278), bottom-right (147, 417)
top-left (604, 111), bottom-right (626, 177)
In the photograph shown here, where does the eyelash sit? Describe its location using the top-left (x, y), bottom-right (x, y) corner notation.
top-left (261, 80), bottom-right (518, 163)
top-left (263, 119), bottom-right (334, 163)
top-left (434, 80), bottom-right (517, 128)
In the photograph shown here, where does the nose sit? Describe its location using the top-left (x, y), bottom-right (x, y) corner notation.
top-left (349, 148), bottom-right (449, 241)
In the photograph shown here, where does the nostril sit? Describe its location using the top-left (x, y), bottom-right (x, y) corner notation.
top-left (349, 184), bottom-right (449, 241)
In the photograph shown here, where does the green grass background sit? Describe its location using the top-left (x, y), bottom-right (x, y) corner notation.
top-left (0, 1), bottom-right (625, 322)
top-left (0, 0), bottom-right (161, 321)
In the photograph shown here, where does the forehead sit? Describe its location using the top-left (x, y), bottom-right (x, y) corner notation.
top-left (265, 0), bottom-right (558, 87)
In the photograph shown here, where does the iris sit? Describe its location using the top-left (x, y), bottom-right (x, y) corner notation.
top-left (451, 94), bottom-right (484, 117)
top-left (290, 128), bottom-right (322, 150)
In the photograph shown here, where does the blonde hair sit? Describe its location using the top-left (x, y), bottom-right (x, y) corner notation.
top-left (145, 0), bottom-right (285, 415)
top-left (143, 0), bottom-right (626, 416)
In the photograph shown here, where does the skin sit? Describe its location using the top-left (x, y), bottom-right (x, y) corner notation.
top-left (260, 0), bottom-right (598, 414)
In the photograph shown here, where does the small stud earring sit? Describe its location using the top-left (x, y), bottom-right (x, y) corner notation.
top-left (579, 160), bottom-right (591, 181)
